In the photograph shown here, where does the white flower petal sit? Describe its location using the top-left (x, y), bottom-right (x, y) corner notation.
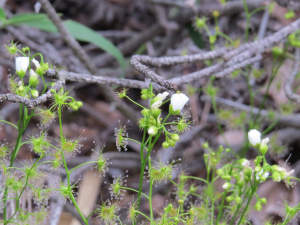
top-left (151, 100), bottom-right (162, 109)
top-left (157, 92), bottom-right (169, 101)
top-left (31, 58), bottom-right (41, 68)
top-left (15, 57), bottom-right (29, 73)
top-left (248, 129), bottom-right (261, 146)
top-left (240, 159), bottom-right (250, 167)
top-left (30, 69), bottom-right (38, 78)
top-left (261, 137), bottom-right (269, 145)
top-left (170, 93), bottom-right (189, 112)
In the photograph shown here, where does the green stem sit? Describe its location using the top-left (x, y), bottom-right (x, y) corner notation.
top-left (242, 0), bottom-right (250, 42)
top-left (68, 161), bottom-right (98, 174)
top-left (58, 106), bottom-right (88, 225)
top-left (135, 211), bottom-right (152, 221)
top-left (215, 190), bottom-right (227, 224)
top-left (121, 187), bottom-right (149, 199)
top-left (128, 138), bottom-right (148, 151)
top-left (237, 188), bottom-right (256, 225)
top-left (125, 96), bottom-right (146, 109)
top-left (186, 176), bottom-right (208, 184)
top-left (0, 120), bottom-right (18, 130)
top-left (6, 157), bottom-right (44, 223)
top-left (148, 137), bottom-right (153, 221)
top-left (3, 104), bottom-right (24, 224)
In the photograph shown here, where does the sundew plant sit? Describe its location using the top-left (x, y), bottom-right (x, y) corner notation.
top-left (1, 1), bottom-right (300, 224)
top-left (0, 43), bottom-right (299, 225)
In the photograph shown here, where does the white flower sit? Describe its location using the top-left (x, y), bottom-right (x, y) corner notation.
top-left (248, 129), bottom-right (261, 146)
top-left (31, 58), bottom-right (41, 68)
top-left (156, 92), bottom-right (169, 101)
top-left (151, 100), bottom-right (162, 109)
top-left (256, 170), bottom-right (269, 181)
top-left (30, 69), bottom-right (38, 79)
top-left (148, 126), bottom-right (158, 136)
top-left (240, 159), bottom-right (250, 167)
top-left (15, 57), bottom-right (29, 77)
top-left (261, 137), bottom-right (269, 145)
top-left (222, 182), bottom-right (231, 190)
top-left (170, 93), bottom-right (189, 112)
top-left (29, 69), bottom-right (39, 87)
top-left (31, 90), bottom-right (39, 98)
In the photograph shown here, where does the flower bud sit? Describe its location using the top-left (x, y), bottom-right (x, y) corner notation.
top-left (196, 17), bottom-right (206, 29)
top-left (15, 57), bottom-right (29, 78)
top-left (178, 199), bottom-right (184, 205)
top-left (255, 201), bottom-right (262, 211)
top-left (209, 35), bottom-right (217, 44)
top-left (248, 129), bottom-right (261, 147)
top-left (216, 169), bottom-right (224, 176)
top-left (235, 196), bottom-right (242, 204)
top-left (141, 108), bottom-right (149, 117)
top-left (31, 90), bottom-right (39, 98)
top-left (76, 101), bottom-right (83, 108)
top-left (168, 140), bottom-right (176, 147)
top-left (272, 46), bottom-right (283, 57)
top-left (244, 167), bottom-right (253, 177)
top-left (162, 142), bottom-right (169, 149)
top-left (141, 94), bottom-right (148, 100)
top-left (272, 172), bottom-right (281, 182)
top-left (169, 93), bottom-right (189, 115)
top-left (203, 142), bottom-right (209, 148)
top-left (237, 179), bottom-right (244, 188)
top-left (156, 92), bottom-right (169, 101)
top-left (141, 89), bottom-right (148, 95)
top-left (171, 133), bottom-right (180, 142)
top-left (148, 126), bottom-right (158, 136)
top-left (222, 182), bottom-right (231, 190)
top-left (226, 196), bottom-right (233, 202)
top-left (29, 69), bottom-right (39, 87)
top-left (255, 166), bottom-right (262, 173)
top-left (18, 85), bottom-right (24, 92)
top-left (260, 142), bottom-right (268, 155)
top-left (261, 198), bottom-right (267, 204)
top-left (150, 107), bottom-right (161, 119)
top-left (240, 158), bottom-right (250, 167)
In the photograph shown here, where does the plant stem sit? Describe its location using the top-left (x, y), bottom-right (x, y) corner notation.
top-left (0, 120), bottom-right (18, 130)
top-left (148, 137), bottom-right (154, 221)
top-left (215, 190), bottom-right (227, 224)
top-left (58, 106), bottom-right (88, 225)
top-left (237, 188), bottom-right (256, 225)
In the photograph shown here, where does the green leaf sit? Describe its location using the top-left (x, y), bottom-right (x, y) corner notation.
top-left (64, 20), bottom-right (125, 70)
top-left (0, 7), bottom-right (5, 20)
top-left (5, 13), bottom-right (125, 70)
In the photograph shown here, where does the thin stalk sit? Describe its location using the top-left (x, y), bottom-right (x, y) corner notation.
top-left (58, 106), bottom-right (88, 225)
top-left (237, 188), bottom-right (256, 225)
top-left (125, 96), bottom-right (146, 109)
top-left (148, 137), bottom-right (153, 221)
top-left (3, 104), bottom-right (23, 223)
top-left (68, 161), bottom-right (98, 174)
top-left (215, 190), bottom-right (227, 224)
top-left (0, 120), bottom-right (18, 130)
top-left (121, 187), bottom-right (149, 199)
top-left (242, 0), bottom-right (250, 42)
